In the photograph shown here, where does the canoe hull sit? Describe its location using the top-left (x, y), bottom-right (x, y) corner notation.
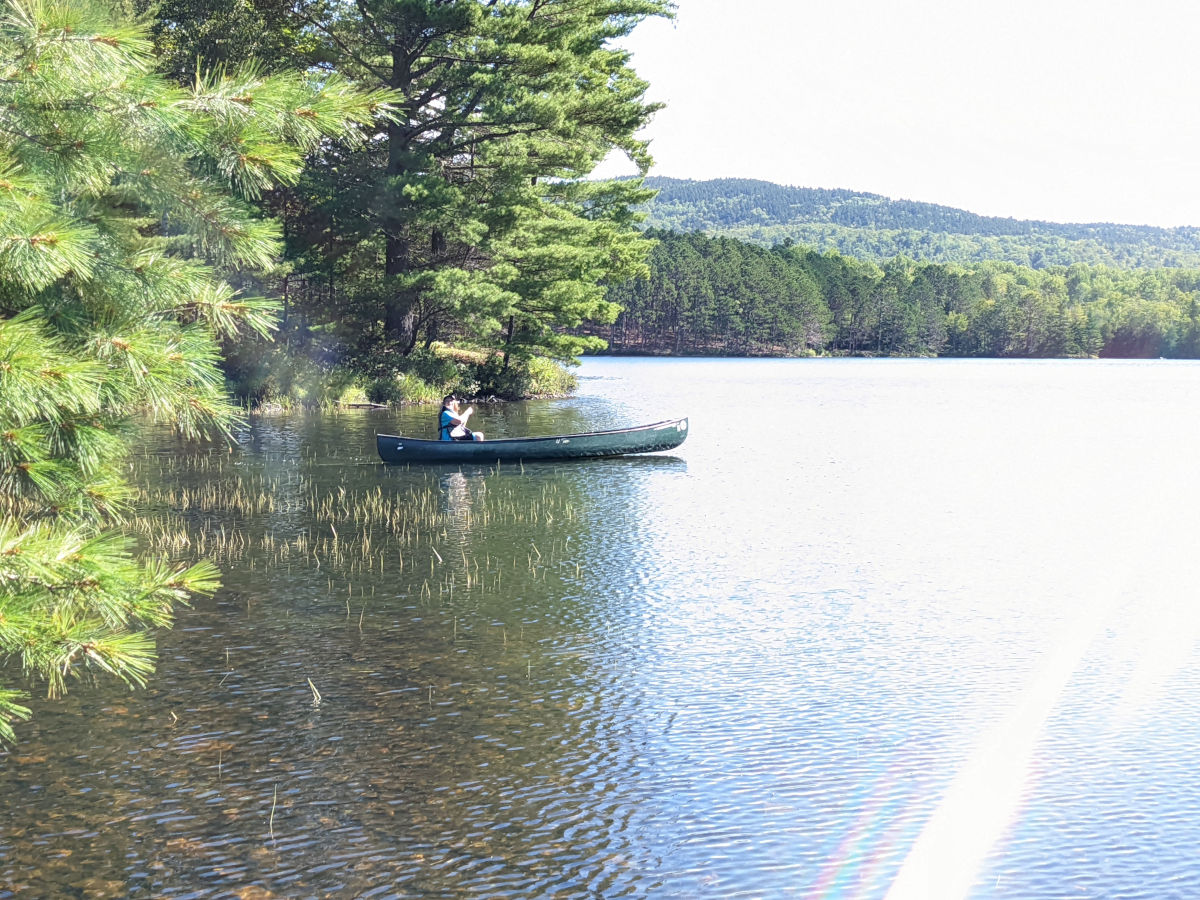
top-left (376, 418), bottom-right (688, 464)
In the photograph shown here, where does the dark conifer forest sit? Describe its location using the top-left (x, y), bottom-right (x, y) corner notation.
top-left (597, 230), bottom-right (1200, 358)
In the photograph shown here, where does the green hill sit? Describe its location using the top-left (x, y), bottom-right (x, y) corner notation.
top-left (638, 177), bottom-right (1200, 269)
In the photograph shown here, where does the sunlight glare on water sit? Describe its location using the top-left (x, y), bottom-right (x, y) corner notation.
top-left (579, 358), bottom-right (1200, 899)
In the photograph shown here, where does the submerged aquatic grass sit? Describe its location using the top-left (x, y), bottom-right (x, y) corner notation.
top-left (126, 446), bottom-right (587, 629)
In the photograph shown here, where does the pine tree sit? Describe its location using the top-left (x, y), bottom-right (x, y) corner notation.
top-left (250, 0), bottom-right (671, 370)
top-left (0, 0), bottom-right (389, 742)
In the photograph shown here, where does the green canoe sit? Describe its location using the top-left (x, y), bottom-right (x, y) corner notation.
top-left (376, 417), bottom-right (688, 464)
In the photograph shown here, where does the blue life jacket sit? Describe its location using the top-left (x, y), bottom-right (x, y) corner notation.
top-left (439, 407), bottom-right (457, 441)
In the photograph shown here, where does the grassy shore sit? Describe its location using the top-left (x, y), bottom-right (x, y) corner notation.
top-left (225, 343), bottom-right (579, 411)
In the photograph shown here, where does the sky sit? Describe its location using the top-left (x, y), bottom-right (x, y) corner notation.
top-left (594, 0), bottom-right (1200, 227)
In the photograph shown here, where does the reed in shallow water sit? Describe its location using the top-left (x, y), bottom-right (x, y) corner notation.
top-left (127, 444), bottom-right (587, 629)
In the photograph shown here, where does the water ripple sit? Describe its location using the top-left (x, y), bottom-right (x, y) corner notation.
top-left (5, 361), bottom-right (1200, 897)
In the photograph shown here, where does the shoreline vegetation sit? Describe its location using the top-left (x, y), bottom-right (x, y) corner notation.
top-left (234, 219), bottom-right (1200, 412)
top-left (226, 343), bottom-right (580, 412)
top-left (228, 184), bottom-right (1200, 414)
top-left (589, 230), bottom-right (1200, 361)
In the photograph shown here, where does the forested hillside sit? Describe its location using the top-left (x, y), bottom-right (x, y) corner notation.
top-left (638, 177), bottom-right (1200, 269)
top-left (595, 231), bottom-right (1200, 358)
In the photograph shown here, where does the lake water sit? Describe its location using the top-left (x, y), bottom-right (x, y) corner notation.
top-left (4, 357), bottom-right (1200, 898)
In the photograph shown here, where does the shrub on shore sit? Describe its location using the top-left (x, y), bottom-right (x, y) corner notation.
top-left (224, 341), bottom-right (576, 409)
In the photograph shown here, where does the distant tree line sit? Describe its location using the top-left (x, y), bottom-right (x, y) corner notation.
top-left (595, 231), bottom-right (1200, 358)
top-left (638, 177), bottom-right (1200, 269)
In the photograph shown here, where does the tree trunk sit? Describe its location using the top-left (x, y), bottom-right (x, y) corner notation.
top-left (384, 227), bottom-right (416, 351)
top-left (384, 43), bottom-right (416, 351)
top-left (502, 315), bottom-right (515, 370)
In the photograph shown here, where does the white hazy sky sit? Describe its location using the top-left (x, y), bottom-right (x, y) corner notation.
top-left (595, 0), bottom-right (1200, 227)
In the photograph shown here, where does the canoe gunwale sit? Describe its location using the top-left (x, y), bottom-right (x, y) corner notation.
top-left (376, 418), bottom-right (685, 448)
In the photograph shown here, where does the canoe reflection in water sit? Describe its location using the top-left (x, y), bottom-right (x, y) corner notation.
top-left (438, 470), bottom-right (477, 522)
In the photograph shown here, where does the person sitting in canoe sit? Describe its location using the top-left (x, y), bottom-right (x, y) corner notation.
top-left (439, 395), bottom-right (483, 441)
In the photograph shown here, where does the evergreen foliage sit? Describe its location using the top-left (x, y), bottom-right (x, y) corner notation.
top-left (200, 0), bottom-right (673, 371)
top-left (598, 231), bottom-right (1200, 359)
top-left (639, 177), bottom-right (1200, 269)
top-left (0, 0), bottom-right (386, 742)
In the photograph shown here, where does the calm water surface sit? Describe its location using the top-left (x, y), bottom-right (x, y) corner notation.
top-left (4, 358), bottom-right (1200, 898)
